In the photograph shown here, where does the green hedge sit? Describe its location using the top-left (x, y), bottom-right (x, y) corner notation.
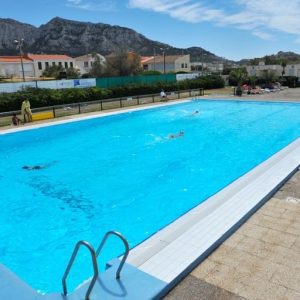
top-left (0, 75), bottom-right (224, 112)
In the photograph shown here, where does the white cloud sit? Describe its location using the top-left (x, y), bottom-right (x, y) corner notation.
top-left (66, 0), bottom-right (117, 11)
top-left (252, 31), bottom-right (274, 41)
top-left (128, 0), bottom-right (300, 42)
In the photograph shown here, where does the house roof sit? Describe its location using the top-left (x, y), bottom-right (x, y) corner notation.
top-left (0, 56), bottom-right (33, 63)
top-left (27, 54), bottom-right (73, 61)
top-left (142, 55), bottom-right (186, 64)
top-left (75, 54), bottom-right (105, 61)
top-left (140, 56), bottom-right (154, 64)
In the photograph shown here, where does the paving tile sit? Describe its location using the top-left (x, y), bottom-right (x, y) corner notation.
top-left (223, 232), bottom-right (246, 248)
top-left (163, 275), bottom-right (245, 300)
top-left (270, 267), bottom-right (300, 292)
top-left (164, 172), bottom-right (300, 300)
top-left (191, 259), bottom-right (219, 279)
top-left (284, 289), bottom-right (300, 300)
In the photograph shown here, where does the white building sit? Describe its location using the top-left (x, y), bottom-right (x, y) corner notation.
top-left (75, 53), bottom-right (106, 74)
top-left (0, 56), bottom-right (35, 79)
top-left (27, 54), bottom-right (75, 78)
top-left (141, 55), bottom-right (191, 73)
top-left (0, 54), bottom-right (75, 79)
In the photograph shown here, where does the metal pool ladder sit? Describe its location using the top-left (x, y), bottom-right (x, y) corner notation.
top-left (62, 231), bottom-right (129, 300)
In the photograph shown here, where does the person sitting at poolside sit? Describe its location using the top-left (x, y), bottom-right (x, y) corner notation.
top-left (169, 131), bottom-right (184, 139)
top-left (160, 90), bottom-right (167, 101)
top-left (11, 113), bottom-right (21, 126)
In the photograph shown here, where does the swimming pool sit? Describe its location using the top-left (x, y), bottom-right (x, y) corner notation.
top-left (1, 99), bottom-right (300, 293)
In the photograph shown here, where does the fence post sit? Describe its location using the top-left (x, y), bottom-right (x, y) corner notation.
top-left (78, 103), bottom-right (81, 114)
top-left (189, 90), bottom-right (192, 97)
top-left (52, 107), bottom-right (56, 118)
top-left (152, 95), bottom-right (155, 103)
top-left (137, 96), bottom-right (140, 105)
top-left (120, 98), bottom-right (123, 108)
top-left (178, 91), bottom-right (180, 99)
top-left (100, 101), bottom-right (103, 110)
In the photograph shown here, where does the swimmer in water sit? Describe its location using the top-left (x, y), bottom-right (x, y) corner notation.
top-left (22, 165), bottom-right (43, 170)
top-left (168, 131), bottom-right (184, 139)
top-left (22, 161), bottom-right (57, 171)
top-left (192, 110), bottom-right (199, 115)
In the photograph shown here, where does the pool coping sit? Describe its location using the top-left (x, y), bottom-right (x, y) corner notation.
top-left (124, 136), bottom-right (300, 295)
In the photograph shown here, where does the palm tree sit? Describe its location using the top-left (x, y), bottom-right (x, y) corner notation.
top-left (229, 68), bottom-right (248, 96)
top-left (281, 60), bottom-right (287, 79)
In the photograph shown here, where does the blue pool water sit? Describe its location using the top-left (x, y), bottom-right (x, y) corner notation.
top-left (1, 99), bottom-right (300, 293)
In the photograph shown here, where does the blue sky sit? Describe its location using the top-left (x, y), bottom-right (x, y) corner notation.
top-left (2, 0), bottom-right (300, 60)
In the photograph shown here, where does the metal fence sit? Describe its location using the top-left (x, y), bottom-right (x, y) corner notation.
top-left (0, 88), bottom-right (204, 127)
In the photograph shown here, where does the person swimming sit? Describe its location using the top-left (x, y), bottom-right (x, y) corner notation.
top-left (168, 131), bottom-right (184, 139)
top-left (22, 161), bottom-right (57, 171)
top-left (22, 165), bottom-right (43, 170)
top-left (192, 110), bottom-right (200, 115)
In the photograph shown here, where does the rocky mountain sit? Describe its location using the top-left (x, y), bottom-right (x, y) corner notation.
top-left (0, 17), bottom-right (222, 61)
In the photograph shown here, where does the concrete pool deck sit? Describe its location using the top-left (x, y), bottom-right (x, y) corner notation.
top-left (164, 172), bottom-right (300, 300)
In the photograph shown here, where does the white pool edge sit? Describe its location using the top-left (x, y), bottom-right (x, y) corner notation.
top-left (126, 137), bottom-right (300, 285)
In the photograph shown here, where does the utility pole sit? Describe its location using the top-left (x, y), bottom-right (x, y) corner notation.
top-left (14, 39), bottom-right (25, 81)
top-left (160, 47), bottom-right (168, 74)
top-left (153, 48), bottom-right (156, 71)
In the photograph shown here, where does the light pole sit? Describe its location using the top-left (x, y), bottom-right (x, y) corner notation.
top-left (160, 47), bottom-right (169, 74)
top-left (14, 39), bottom-right (25, 81)
top-left (200, 49), bottom-right (207, 76)
top-left (153, 48), bottom-right (156, 71)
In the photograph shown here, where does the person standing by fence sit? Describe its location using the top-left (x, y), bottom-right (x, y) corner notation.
top-left (21, 99), bottom-right (32, 123)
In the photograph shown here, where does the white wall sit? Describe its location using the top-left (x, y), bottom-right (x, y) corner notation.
top-left (0, 62), bottom-right (35, 78)
top-left (0, 78), bottom-right (96, 93)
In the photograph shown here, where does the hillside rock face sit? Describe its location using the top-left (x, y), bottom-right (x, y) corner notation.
top-left (0, 17), bottom-right (220, 60)
top-left (0, 19), bottom-right (38, 55)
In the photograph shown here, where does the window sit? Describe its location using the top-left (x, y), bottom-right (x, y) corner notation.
top-left (181, 63), bottom-right (184, 68)
top-left (52, 62), bottom-right (56, 66)
top-left (58, 62), bottom-right (62, 66)
top-left (84, 61), bottom-right (89, 68)
top-left (38, 62), bottom-right (42, 70)
top-left (185, 63), bottom-right (187, 68)
top-left (70, 62), bottom-right (73, 68)
top-left (65, 62), bottom-right (68, 69)
top-left (45, 62), bottom-right (49, 68)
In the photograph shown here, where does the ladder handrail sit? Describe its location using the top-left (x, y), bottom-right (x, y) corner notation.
top-left (62, 241), bottom-right (99, 300)
top-left (96, 231), bottom-right (129, 279)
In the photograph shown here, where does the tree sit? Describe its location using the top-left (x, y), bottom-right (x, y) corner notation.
top-left (248, 75), bottom-right (257, 88)
top-left (281, 60), bottom-right (287, 78)
top-left (66, 67), bottom-right (80, 79)
top-left (42, 65), bottom-right (64, 79)
top-left (105, 49), bottom-right (142, 76)
top-left (229, 67), bottom-right (248, 96)
top-left (89, 53), bottom-right (106, 77)
top-left (229, 68), bottom-right (248, 86)
top-left (259, 70), bottom-right (278, 86)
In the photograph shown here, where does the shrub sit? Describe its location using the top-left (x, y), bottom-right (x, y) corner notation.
top-left (0, 75), bottom-right (224, 112)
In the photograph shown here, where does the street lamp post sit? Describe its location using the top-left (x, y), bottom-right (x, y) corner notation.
top-left (14, 39), bottom-right (25, 82)
top-left (153, 48), bottom-right (156, 71)
top-left (201, 49), bottom-right (203, 76)
top-left (160, 47), bottom-right (168, 74)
